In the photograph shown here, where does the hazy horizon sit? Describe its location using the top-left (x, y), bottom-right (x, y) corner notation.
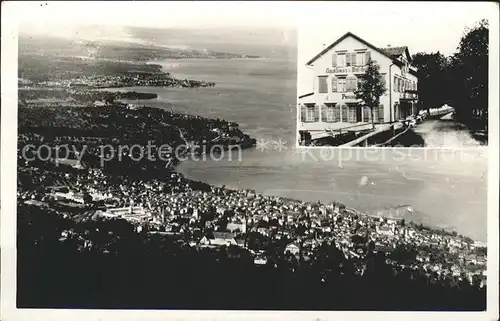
top-left (18, 24), bottom-right (297, 60)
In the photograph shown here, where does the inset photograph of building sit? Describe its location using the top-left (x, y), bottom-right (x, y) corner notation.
top-left (297, 28), bottom-right (488, 147)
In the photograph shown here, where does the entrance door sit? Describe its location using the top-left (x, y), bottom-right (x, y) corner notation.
top-left (356, 105), bottom-right (362, 122)
top-left (400, 101), bottom-right (410, 119)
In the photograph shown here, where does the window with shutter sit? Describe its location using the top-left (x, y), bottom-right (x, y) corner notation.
top-left (318, 76), bottom-right (328, 93)
top-left (337, 53), bottom-right (346, 67)
top-left (325, 104), bottom-right (336, 122)
top-left (345, 78), bottom-right (351, 91)
top-left (314, 105), bottom-right (320, 122)
top-left (341, 104), bottom-right (348, 122)
top-left (373, 106), bottom-right (379, 122)
top-left (331, 77), bottom-right (337, 92)
top-left (348, 104), bottom-right (356, 123)
top-left (352, 53), bottom-right (358, 66)
top-left (365, 51), bottom-right (371, 62)
top-left (334, 104), bottom-right (341, 121)
top-left (332, 53), bottom-right (337, 67)
top-left (378, 104), bottom-right (385, 123)
top-left (301, 105), bottom-right (307, 122)
top-left (356, 52), bottom-right (365, 66)
top-left (321, 105), bottom-right (327, 122)
top-left (348, 77), bottom-right (357, 92)
top-left (337, 77), bottom-right (346, 92)
top-left (346, 53), bottom-right (351, 67)
top-left (363, 106), bottom-right (371, 122)
top-left (305, 105), bottom-right (315, 122)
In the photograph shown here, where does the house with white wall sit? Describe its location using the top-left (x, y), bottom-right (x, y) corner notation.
top-left (298, 32), bottom-right (419, 143)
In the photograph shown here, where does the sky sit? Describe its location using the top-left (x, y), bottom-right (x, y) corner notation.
top-left (5, 1), bottom-right (496, 95)
top-left (10, 1), bottom-right (297, 32)
top-left (9, 2), bottom-right (493, 53)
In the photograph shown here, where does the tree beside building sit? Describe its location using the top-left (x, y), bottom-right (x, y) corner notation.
top-left (355, 59), bottom-right (387, 129)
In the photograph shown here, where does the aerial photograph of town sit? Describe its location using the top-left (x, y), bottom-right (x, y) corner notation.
top-left (1, 1), bottom-right (497, 319)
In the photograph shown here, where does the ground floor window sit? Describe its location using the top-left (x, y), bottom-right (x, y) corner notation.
top-left (306, 105), bottom-right (315, 122)
top-left (378, 105), bottom-right (385, 123)
top-left (334, 104), bottom-right (341, 121)
top-left (363, 106), bottom-right (371, 122)
top-left (341, 104), bottom-right (348, 122)
top-left (326, 104), bottom-right (335, 122)
top-left (372, 105), bottom-right (384, 123)
top-left (323, 103), bottom-right (340, 122)
top-left (301, 104), bottom-right (318, 123)
top-left (348, 104), bottom-right (357, 123)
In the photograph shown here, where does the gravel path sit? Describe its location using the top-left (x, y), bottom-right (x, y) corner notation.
top-left (413, 113), bottom-right (483, 148)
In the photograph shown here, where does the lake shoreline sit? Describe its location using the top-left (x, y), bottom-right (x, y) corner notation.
top-left (172, 146), bottom-right (484, 243)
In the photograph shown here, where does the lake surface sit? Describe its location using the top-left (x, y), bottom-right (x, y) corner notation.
top-left (105, 57), bottom-right (488, 242)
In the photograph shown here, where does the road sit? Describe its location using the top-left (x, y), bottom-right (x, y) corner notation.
top-left (413, 113), bottom-right (483, 148)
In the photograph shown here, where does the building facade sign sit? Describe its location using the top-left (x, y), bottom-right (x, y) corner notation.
top-left (326, 66), bottom-right (367, 74)
top-left (341, 93), bottom-right (357, 101)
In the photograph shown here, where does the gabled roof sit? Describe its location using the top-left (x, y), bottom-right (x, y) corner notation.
top-left (306, 32), bottom-right (412, 67)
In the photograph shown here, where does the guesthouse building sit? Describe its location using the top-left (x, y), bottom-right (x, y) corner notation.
top-left (298, 32), bottom-right (419, 143)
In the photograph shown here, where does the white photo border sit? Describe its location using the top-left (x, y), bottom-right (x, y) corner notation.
top-left (2, 1), bottom-right (499, 321)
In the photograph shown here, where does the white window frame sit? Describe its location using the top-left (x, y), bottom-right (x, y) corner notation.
top-left (363, 106), bottom-right (372, 122)
top-left (334, 104), bottom-right (341, 122)
top-left (326, 104), bottom-right (335, 122)
top-left (337, 77), bottom-right (346, 92)
top-left (356, 52), bottom-right (366, 66)
top-left (337, 53), bottom-right (346, 67)
top-left (306, 106), bottom-right (315, 122)
top-left (348, 104), bottom-right (357, 123)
